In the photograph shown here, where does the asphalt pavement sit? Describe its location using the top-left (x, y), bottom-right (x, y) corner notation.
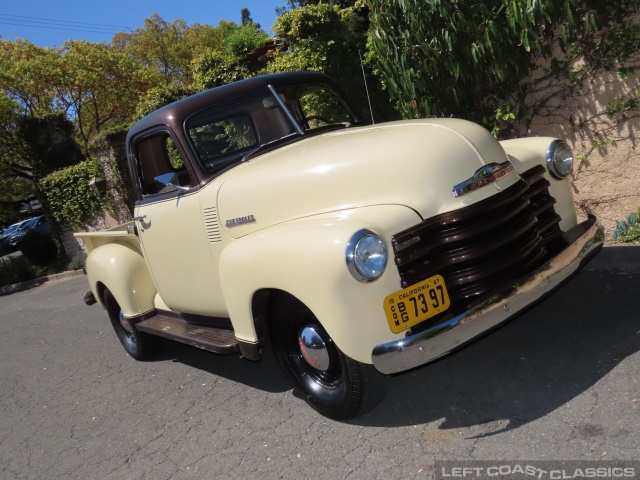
top-left (0, 246), bottom-right (638, 480)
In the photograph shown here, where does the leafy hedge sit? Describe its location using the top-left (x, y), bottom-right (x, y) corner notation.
top-left (39, 159), bottom-right (106, 228)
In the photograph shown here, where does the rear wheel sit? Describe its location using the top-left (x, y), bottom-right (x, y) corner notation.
top-left (269, 294), bottom-right (389, 420)
top-left (103, 289), bottom-right (161, 360)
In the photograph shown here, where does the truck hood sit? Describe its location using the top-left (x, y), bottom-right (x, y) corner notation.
top-left (217, 119), bottom-right (520, 238)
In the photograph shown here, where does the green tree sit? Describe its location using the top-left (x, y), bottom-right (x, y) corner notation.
top-left (269, 2), bottom-right (395, 121)
top-left (55, 41), bottom-right (155, 151)
top-left (0, 39), bottom-right (58, 117)
top-left (0, 106), bottom-right (83, 223)
top-left (0, 39), bottom-right (154, 152)
top-left (191, 20), bottom-right (270, 90)
top-left (276, 0), bottom-right (358, 15)
top-left (220, 20), bottom-right (270, 58)
top-left (0, 39), bottom-right (151, 223)
top-left (241, 8), bottom-right (261, 29)
top-left (0, 41), bottom-right (58, 220)
top-left (113, 13), bottom-right (241, 86)
top-left (134, 83), bottom-right (197, 121)
top-left (17, 113), bottom-right (84, 180)
top-left (113, 14), bottom-right (190, 85)
top-left (0, 92), bottom-right (34, 220)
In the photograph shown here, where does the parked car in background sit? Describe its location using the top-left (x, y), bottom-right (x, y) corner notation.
top-left (0, 219), bottom-right (31, 255)
top-left (7, 215), bottom-right (49, 248)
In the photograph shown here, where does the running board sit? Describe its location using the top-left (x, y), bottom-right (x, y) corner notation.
top-left (136, 314), bottom-right (239, 355)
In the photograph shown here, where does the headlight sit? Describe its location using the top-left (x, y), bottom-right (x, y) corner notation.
top-left (346, 229), bottom-right (388, 282)
top-left (546, 140), bottom-right (574, 179)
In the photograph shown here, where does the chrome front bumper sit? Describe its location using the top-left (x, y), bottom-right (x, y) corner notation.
top-left (371, 215), bottom-right (602, 375)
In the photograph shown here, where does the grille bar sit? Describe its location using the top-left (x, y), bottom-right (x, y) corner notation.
top-left (392, 165), bottom-right (564, 316)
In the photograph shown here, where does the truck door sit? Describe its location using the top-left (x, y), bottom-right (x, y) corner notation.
top-left (131, 129), bottom-right (227, 317)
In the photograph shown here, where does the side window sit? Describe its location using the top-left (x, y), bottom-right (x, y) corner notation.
top-left (135, 134), bottom-right (191, 196)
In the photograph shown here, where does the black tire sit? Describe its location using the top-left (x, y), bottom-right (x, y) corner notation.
top-left (269, 294), bottom-right (389, 420)
top-left (103, 289), bottom-right (161, 360)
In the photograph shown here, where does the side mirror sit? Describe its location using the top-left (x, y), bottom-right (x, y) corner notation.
top-left (154, 172), bottom-right (189, 193)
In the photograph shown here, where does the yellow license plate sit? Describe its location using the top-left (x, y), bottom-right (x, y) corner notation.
top-left (383, 274), bottom-right (451, 333)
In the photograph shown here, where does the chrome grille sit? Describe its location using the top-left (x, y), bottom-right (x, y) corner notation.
top-left (392, 165), bottom-right (563, 314)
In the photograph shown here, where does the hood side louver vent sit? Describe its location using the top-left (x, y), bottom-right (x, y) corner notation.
top-left (203, 207), bottom-right (222, 243)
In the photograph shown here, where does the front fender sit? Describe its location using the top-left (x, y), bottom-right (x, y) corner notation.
top-left (500, 137), bottom-right (578, 231)
top-left (86, 242), bottom-right (157, 318)
top-left (219, 204), bottom-right (421, 364)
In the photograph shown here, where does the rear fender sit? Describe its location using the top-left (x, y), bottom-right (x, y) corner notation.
top-left (86, 242), bottom-right (157, 318)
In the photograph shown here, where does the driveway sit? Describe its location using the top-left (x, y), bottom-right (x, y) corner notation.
top-left (0, 246), bottom-right (638, 479)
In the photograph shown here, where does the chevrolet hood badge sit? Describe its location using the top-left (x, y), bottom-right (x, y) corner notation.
top-left (453, 161), bottom-right (515, 197)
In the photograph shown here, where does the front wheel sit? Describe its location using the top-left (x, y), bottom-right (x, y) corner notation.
top-left (103, 289), bottom-right (161, 360)
top-left (269, 294), bottom-right (389, 420)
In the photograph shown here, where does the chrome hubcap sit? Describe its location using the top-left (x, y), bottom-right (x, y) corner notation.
top-left (298, 326), bottom-right (331, 371)
top-left (118, 309), bottom-right (134, 334)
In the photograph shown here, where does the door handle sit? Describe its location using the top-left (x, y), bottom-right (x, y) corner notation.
top-left (133, 215), bottom-right (147, 222)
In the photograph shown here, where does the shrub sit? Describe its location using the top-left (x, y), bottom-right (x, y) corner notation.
top-left (611, 208), bottom-right (640, 243)
top-left (67, 253), bottom-right (87, 271)
top-left (19, 231), bottom-right (58, 266)
top-left (0, 256), bottom-right (38, 288)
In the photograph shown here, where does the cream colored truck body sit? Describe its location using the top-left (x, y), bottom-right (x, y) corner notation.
top-left (76, 72), bottom-right (601, 418)
top-left (78, 119), bottom-right (588, 362)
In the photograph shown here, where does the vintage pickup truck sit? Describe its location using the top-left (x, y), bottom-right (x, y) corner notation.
top-left (77, 71), bottom-right (602, 420)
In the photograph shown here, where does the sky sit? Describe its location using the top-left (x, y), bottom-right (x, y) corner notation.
top-left (0, 0), bottom-right (284, 48)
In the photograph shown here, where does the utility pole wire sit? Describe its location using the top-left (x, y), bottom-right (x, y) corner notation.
top-left (0, 21), bottom-right (124, 34)
top-left (0, 13), bottom-right (131, 30)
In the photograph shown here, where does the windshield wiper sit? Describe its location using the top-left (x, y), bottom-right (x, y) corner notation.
top-left (241, 133), bottom-right (301, 162)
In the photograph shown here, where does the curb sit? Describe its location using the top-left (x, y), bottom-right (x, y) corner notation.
top-left (0, 268), bottom-right (86, 297)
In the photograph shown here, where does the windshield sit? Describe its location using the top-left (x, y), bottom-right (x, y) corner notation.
top-left (2, 223), bottom-right (21, 236)
top-left (185, 82), bottom-right (358, 175)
